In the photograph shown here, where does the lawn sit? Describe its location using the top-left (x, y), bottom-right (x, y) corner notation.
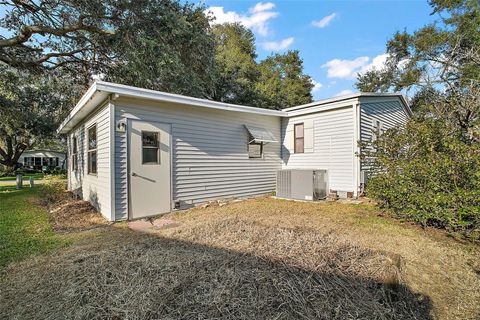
top-left (0, 190), bottom-right (479, 320)
top-left (0, 172), bottom-right (44, 181)
top-left (0, 186), bottom-right (68, 269)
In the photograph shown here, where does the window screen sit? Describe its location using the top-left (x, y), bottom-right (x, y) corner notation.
top-left (142, 131), bottom-right (160, 164)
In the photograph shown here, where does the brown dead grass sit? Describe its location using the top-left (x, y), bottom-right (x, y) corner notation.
top-left (1, 196), bottom-right (478, 319)
top-left (45, 191), bottom-right (109, 232)
top-left (162, 198), bottom-right (480, 320)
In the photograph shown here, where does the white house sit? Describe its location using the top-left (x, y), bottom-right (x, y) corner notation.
top-left (19, 149), bottom-right (67, 170)
top-left (58, 81), bottom-right (411, 221)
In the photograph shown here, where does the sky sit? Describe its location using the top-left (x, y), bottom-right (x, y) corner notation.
top-left (200, 0), bottom-right (437, 100)
top-left (0, 1), bottom-right (438, 101)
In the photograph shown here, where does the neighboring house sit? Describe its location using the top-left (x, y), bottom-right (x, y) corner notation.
top-left (19, 149), bottom-right (67, 170)
top-left (58, 81), bottom-right (411, 221)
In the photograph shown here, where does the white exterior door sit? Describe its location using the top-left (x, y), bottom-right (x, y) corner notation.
top-left (128, 120), bottom-right (171, 219)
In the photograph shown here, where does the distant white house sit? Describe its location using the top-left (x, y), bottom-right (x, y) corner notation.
top-left (19, 149), bottom-right (67, 170)
top-left (58, 81), bottom-right (411, 221)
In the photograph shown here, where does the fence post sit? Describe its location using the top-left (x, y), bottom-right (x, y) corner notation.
top-left (16, 174), bottom-right (23, 189)
top-left (29, 177), bottom-right (34, 188)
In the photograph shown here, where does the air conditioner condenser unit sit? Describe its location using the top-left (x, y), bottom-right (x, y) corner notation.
top-left (276, 169), bottom-right (328, 201)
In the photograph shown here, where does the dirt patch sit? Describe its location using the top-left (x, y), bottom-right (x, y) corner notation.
top-left (45, 192), bottom-right (109, 232)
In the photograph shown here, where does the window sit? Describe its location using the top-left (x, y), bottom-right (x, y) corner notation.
top-left (72, 137), bottom-right (78, 171)
top-left (88, 125), bottom-right (97, 174)
top-left (142, 131), bottom-right (160, 164)
top-left (294, 123), bottom-right (304, 153)
top-left (248, 134), bottom-right (263, 158)
top-left (373, 120), bottom-right (383, 141)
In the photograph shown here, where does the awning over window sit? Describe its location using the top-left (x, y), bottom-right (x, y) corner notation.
top-left (244, 125), bottom-right (278, 143)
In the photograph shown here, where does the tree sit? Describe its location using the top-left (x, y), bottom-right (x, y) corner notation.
top-left (0, 67), bottom-right (78, 172)
top-left (356, 0), bottom-right (479, 141)
top-left (210, 23), bottom-right (259, 104)
top-left (356, 0), bottom-right (480, 239)
top-left (0, 0), bottom-right (120, 81)
top-left (106, 0), bottom-right (217, 98)
top-left (255, 50), bottom-right (313, 109)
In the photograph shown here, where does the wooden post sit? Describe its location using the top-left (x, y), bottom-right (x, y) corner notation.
top-left (29, 177), bottom-right (34, 188)
top-left (16, 174), bottom-right (23, 189)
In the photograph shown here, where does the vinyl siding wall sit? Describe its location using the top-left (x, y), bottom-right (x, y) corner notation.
top-left (67, 102), bottom-right (113, 220)
top-left (281, 105), bottom-right (356, 194)
top-left (114, 97), bottom-right (282, 220)
top-left (359, 97), bottom-right (410, 175)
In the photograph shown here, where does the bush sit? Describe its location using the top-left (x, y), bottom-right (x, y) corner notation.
top-left (39, 174), bottom-right (67, 203)
top-left (361, 119), bottom-right (480, 240)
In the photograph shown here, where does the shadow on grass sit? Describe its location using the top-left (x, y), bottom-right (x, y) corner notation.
top-left (0, 228), bottom-right (433, 320)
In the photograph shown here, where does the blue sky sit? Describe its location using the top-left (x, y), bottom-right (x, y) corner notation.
top-left (0, 1), bottom-right (437, 100)
top-left (201, 0), bottom-right (436, 99)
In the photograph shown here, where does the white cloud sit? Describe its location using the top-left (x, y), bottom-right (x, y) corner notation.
top-left (205, 2), bottom-right (278, 36)
top-left (322, 56), bottom-right (369, 79)
top-left (312, 13), bottom-right (337, 28)
top-left (335, 89), bottom-right (354, 97)
top-left (250, 2), bottom-right (275, 13)
top-left (311, 79), bottom-right (323, 93)
top-left (261, 37), bottom-right (294, 51)
top-left (322, 53), bottom-right (389, 79)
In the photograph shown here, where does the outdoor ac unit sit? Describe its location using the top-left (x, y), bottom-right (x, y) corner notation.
top-left (276, 169), bottom-right (328, 201)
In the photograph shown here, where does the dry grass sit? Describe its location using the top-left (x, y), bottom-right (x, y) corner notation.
top-left (1, 196), bottom-right (478, 319)
top-left (44, 191), bottom-right (109, 232)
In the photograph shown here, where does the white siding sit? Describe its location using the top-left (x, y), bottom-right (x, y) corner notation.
top-left (359, 97), bottom-right (410, 172)
top-left (67, 102), bottom-right (112, 220)
top-left (282, 105), bottom-right (356, 193)
top-left (114, 98), bottom-right (282, 220)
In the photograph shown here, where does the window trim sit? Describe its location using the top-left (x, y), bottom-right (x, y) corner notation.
top-left (87, 124), bottom-right (98, 175)
top-left (294, 123), bottom-right (304, 154)
top-left (248, 140), bottom-right (264, 159)
top-left (141, 131), bottom-right (161, 165)
top-left (71, 136), bottom-right (78, 172)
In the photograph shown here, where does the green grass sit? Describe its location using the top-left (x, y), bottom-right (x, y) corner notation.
top-left (0, 173), bottom-right (44, 181)
top-left (0, 186), bottom-right (68, 270)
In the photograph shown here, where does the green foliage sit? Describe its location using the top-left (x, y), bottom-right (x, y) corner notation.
top-left (107, 0), bottom-right (216, 98)
top-left (211, 24), bottom-right (313, 109)
top-left (361, 119), bottom-right (480, 240)
top-left (255, 51), bottom-right (313, 109)
top-left (210, 23), bottom-right (259, 104)
top-left (0, 66), bottom-right (80, 172)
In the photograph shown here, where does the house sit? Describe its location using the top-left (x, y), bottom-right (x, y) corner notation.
top-left (19, 149), bottom-right (67, 170)
top-left (58, 81), bottom-right (411, 221)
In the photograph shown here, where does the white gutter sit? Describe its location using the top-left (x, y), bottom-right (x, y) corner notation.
top-left (58, 81), bottom-right (287, 134)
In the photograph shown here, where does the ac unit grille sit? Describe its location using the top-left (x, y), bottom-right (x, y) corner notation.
top-left (276, 169), bottom-right (328, 201)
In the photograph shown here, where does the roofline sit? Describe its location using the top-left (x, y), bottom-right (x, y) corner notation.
top-left (21, 149), bottom-right (66, 154)
top-left (58, 81), bottom-right (287, 134)
top-left (282, 92), bottom-right (412, 116)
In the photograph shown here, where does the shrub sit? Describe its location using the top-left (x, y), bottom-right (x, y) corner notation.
top-left (39, 174), bottom-right (67, 203)
top-left (361, 119), bottom-right (480, 240)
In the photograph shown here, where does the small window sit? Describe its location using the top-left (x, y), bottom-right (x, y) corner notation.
top-left (248, 135), bottom-right (264, 159)
top-left (142, 131), bottom-right (160, 164)
top-left (88, 125), bottom-right (97, 174)
top-left (294, 123), bottom-right (304, 153)
top-left (373, 120), bottom-right (383, 141)
top-left (71, 137), bottom-right (78, 171)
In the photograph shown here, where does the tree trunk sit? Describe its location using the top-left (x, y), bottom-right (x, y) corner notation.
top-left (0, 135), bottom-right (28, 173)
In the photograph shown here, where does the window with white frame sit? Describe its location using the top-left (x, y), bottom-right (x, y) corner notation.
top-left (71, 136), bottom-right (78, 171)
top-left (372, 119), bottom-right (383, 141)
top-left (248, 134), bottom-right (263, 158)
top-left (87, 125), bottom-right (97, 174)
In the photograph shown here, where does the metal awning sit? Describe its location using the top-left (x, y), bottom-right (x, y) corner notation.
top-left (244, 125), bottom-right (278, 143)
